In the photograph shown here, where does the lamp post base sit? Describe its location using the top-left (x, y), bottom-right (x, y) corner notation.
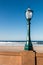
top-left (24, 41), bottom-right (33, 50)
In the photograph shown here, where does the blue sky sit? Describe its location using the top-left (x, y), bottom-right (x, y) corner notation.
top-left (0, 0), bottom-right (43, 41)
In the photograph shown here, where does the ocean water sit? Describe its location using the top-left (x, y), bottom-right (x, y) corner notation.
top-left (0, 41), bottom-right (43, 46)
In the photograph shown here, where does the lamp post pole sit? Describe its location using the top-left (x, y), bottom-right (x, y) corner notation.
top-left (25, 8), bottom-right (33, 50)
top-left (27, 19), bottom-right (32, 50)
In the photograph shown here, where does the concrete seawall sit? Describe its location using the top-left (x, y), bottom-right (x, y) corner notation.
top-left (0, 51), bottom-right (35, 65)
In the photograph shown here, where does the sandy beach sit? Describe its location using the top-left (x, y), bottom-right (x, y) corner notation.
top-left (0, 42), bottom-right (43, 53)
top-left (0, 46), bottom-right (24, 52)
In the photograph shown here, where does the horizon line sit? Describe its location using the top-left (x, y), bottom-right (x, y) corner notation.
top-left (0, 40), bottom-right (43, 42)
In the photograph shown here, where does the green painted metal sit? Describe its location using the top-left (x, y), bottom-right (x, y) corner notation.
top-left (24, 19), bottom-right (33, 50)
top-left (24, 42), bottom-right (33, 50)
top-left (24, 42), bottom-right (28, 50)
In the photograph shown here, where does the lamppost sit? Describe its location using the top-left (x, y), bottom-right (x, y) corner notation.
top-left (24, 8), bottom-right (33, 50)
